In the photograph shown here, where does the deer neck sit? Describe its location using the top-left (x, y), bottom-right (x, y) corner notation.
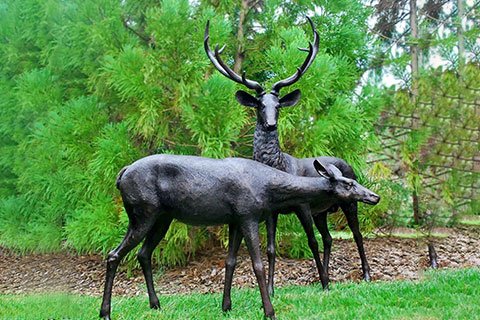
top-left (269, 176), bottom-right (333, 210)
top-left (253, 121), bottom-right (288, 172)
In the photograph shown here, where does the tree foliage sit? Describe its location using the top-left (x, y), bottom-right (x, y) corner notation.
top-left (370, 0), bottom-right (480, 227)
top-left (0, 0), bottom-right (387, 264)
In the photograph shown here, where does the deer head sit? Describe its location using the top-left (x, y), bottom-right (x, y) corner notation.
top-left (313, 160), bottom-right (381, 205)
top-left (204, 17), bottom-right (319, 132)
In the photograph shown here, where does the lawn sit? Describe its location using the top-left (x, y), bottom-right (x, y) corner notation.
top-left (0, 268), bottom-right (479, 320)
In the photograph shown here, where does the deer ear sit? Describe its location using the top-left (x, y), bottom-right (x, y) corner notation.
top-left (235, 90), bottom-right (258, 107)
top-left (279, 89), bottom-right (301, 107)
top-left (326, 164), bottom-right (343, 179)
top-left (313, 159), bottom-right (336, 181)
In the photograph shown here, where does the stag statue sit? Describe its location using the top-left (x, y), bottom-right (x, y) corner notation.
top-left (205, 17), bottom-right (375, 296)
top-left (99, 155), bottom-right (380, 320)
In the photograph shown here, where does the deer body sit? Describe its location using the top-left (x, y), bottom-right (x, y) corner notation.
top-left (99, 154), bottom-right (379, 320)
top-left (116, 155), bottom-right (338, 224)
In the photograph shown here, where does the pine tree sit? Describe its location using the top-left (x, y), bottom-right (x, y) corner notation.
top-left (0, 0), bottom-right (382, 264)
top-left (370, 0), bottom-right (480, 226)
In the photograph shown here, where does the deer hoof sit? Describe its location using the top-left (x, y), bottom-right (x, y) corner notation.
top-left (267, 286), bottom-right (274, 297)
top-left (99, 309), bottom-right (111, 320)
top-left (150, 301), bottom-right (160, 310)
top-left (222, 301), bottom-right (232, 312)
top-left (363, 272), bottom-right (371, 282)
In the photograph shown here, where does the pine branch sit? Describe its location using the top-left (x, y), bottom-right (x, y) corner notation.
top-left (122, 16), bottom-right (154, 48)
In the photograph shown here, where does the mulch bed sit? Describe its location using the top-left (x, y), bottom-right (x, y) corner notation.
top-left (0, 226), bottom-right (479, 297)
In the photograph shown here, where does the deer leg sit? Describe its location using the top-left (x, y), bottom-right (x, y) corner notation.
top-left (137, 217), bottom-right (173, 310)
top-left (100, 208), bottom-right (158, 320)
top-left (240, 221), bottom-right (275, 320)
top-left (266, 213), bottom-right (278, 297)
top-left (312, 211), bottom-right (332, 280)
top-left (296, 205), bottom-right (328, 290)
top-left (222, 224), bottom-right (243, 312)
top-left (341, 202), bottom-right (371, 281)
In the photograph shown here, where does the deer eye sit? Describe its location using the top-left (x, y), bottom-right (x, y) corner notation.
top-left (345, 182), bottom-right (353, 190)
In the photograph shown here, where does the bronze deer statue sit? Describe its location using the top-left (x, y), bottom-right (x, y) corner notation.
top-left (99, 155), bottom-right (380, 320)
top-left (205, 17), bottom-right (375, 296)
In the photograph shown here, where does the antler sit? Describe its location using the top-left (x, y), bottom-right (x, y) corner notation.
top-left (204, 20), bottom-right (265, 95)
top-left (271, 17), bottom-right (319, 95)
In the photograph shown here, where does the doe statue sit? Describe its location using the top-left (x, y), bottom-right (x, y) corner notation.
top-left (99, 155), bottom-right (379, 320)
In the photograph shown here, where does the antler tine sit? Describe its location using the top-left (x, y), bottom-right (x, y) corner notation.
top-left (204, 20), bottom-right (264, 94)
top-left (217, 44), bottom-right (226, 54)
top-left (204, 21), bottom-right (231, 79)
top-left (242, 71), bottom-right (248, 84)
top-left (214, 45), bottom-right (264, 94)
top-left (301, 16), bottom-right (320, 70)
top-left (271, 16), bottom-right (320, 95)
top-left (213, 45), bottom-right (242, 82)
top-left (298, 41), bottom-right (315, 72)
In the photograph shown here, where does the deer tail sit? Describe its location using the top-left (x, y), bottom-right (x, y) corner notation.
top-left (116, 166), bottom-right (129, 189)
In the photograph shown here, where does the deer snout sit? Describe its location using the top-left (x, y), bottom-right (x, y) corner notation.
top-left (264, 121), bottom-right (277, 131)
top-left (363, 192), bottom-right (380, 205)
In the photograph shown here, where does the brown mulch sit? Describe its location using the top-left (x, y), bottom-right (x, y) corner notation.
top-left (0, 226), bottom-right (479, 297)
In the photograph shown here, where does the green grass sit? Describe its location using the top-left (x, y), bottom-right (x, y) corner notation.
top-left (1, 268), bottom-right (479, 320)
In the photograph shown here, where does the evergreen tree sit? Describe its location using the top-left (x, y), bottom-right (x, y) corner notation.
top-left (0, 0), bottom-right (382, 264)
top-left (370, 0), bottom-right (480, 226)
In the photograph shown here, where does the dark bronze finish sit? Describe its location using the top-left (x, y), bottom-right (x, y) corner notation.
top-left (99, 155), bottom-right (379, 320)
top-left (206, 17), bottom-right (377, 297)
top-left (204, 17), bottom-right (319, 97)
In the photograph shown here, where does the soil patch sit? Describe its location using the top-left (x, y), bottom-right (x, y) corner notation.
top-left (0, 226), bottom-right (479, 296)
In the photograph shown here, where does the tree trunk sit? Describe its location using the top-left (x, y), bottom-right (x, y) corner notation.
top-left (410, 0), bottom-right (419, 94)
top-left (233, 0), bottom-right (250, 73)
top-left (410, 0), bottom-right (421, 225)
top-left (458, 0), bottom-right (465, 73)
